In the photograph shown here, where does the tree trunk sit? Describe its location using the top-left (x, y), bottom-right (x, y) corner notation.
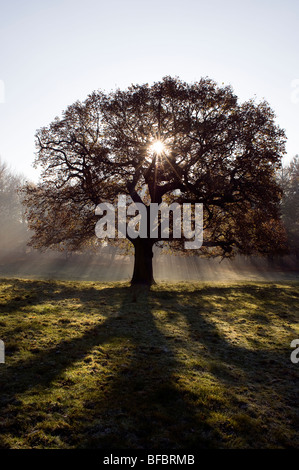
top-left (131, 238), bottom-right (155, 286)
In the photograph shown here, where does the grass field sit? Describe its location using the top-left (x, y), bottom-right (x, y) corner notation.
top-left (0, 278), bottom-right (298, 449)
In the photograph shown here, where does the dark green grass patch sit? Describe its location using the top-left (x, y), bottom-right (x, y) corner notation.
top-left (0, 278), bottom-right (298, 448)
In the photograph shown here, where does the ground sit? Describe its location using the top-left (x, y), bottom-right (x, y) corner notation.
top-left (0, 278), bottom-right (298, 449)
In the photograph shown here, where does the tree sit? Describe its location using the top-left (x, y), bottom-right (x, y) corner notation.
top-left (0, 159), bottom-right (28, 255)
top-left (280, 155), bottom-right (299, 258)
top-left (23, 77), bottom-right (287, 285)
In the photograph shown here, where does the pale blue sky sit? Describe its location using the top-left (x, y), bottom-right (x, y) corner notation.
top-left (0, 0), bottom-right (298, 181)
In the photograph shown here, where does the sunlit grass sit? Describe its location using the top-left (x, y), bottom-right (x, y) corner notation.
top-left (0, 278), bottom-right (298, 448)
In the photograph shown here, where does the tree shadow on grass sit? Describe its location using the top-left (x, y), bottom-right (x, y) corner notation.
top-left (0, 281), bottom-right (217, 449)
top-left (60, 288), bottom-right (218, 449)
top-left (171, 284), bottom-right (298, 380)
top-left (0, 280), bottom-right (298, 448)
top-left (0, 278), bottom-right (111, 314)
top-left (166, 285), bottom-right (299, 447)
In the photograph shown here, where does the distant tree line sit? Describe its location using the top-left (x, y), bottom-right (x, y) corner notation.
top-left (0, 160), bottom-right (116, 262)
top-left (280, 155), bottom-right (299, 259)
top-left (0, 159), bottom-right (29, 256)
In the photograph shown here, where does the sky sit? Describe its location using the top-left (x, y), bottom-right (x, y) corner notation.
top-left (0, 0), bottom-right (298, 181)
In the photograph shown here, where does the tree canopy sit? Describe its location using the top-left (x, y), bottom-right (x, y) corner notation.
top-left (23, 76), bottom-right (287, 284)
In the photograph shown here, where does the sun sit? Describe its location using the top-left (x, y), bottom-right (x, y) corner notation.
top-left (150, 140), bottom-right (165, 155)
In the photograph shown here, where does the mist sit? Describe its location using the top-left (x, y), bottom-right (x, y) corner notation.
top-left (0, 246), bottom-right (298, 283)
top-left (0, 157), bottom-right (298, 284)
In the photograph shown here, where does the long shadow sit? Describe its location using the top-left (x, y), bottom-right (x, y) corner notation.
top-left (171, 285), bottom-right (297, 367)
top-left (0, 281), bottom-right (217, 449)
top-left (60, 288), bottom-right (217, 449)
top-left (1, 280), bottom-right (298, 448)
top-left (0, 280), bottom-right (137, 395)
top-left (168, 286), bottom-right (299, 416)
top-left (0, 278), bottom-right (108, 314)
